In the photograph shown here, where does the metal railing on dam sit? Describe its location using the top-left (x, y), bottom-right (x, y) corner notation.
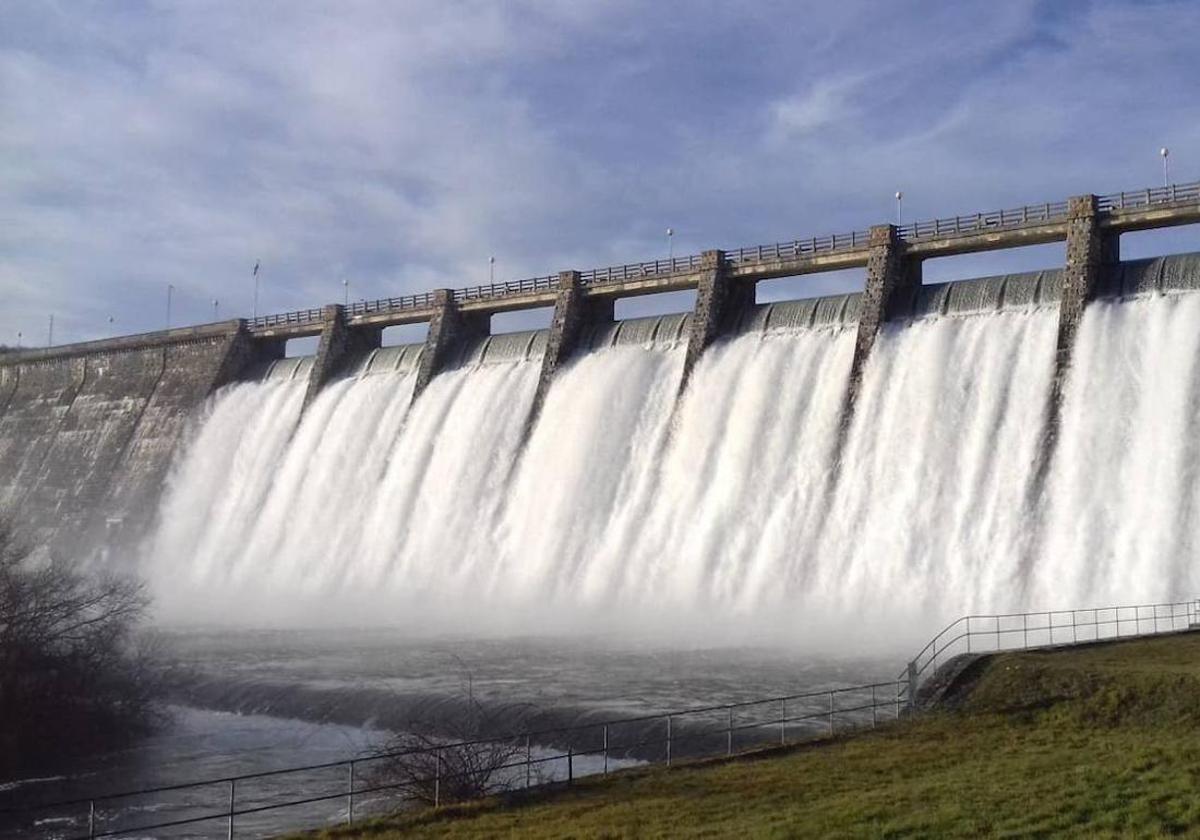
top-left (245, 179), bottom-right (1200, 333)
top-left (5, 597), bottom-right (1196, 840)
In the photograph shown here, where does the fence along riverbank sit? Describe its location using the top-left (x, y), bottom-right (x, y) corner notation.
top-left (3, 597), bottom-right (1195, 840)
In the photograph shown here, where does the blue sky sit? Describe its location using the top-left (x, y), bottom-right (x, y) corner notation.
top-left (3, 0), bottom-right (1199, 346)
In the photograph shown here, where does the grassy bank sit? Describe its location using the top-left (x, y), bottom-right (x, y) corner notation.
top-left (303, 633), bottom-right (1200, 838)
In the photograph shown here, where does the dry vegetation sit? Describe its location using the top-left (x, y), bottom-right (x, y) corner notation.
top-left (0, 523), bottom-right (164, 778)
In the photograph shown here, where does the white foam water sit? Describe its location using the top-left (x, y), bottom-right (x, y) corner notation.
top-left (148, 296), bottom-right (1200, 645)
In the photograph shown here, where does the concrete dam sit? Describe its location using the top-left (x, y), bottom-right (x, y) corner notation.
top-left (3, 183), bottom-right (1200, 637)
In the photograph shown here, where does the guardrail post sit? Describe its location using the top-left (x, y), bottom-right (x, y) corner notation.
top-left (780, 699), bottom-right (787, 745)
top-left (525, 735), bottom-right (531, 789)
top-left (347, 760), bottom-right (355, 825)
top-left (1023, 613), bottom-right (1029, 649)
top-left (666, 715), bottom-right (673, 766)
top-left (227, 779), bottom-right (236, 840)
top-left (88, 800), bottom-right (95, 839)
top-left (828, 691), bottom-right (835, 735)
top-left (434, 749), bottom-right (441, 807)
top-left (603, 724), bottom-right (609, 774)
top-left (568, 744), bottom-right (574, 785)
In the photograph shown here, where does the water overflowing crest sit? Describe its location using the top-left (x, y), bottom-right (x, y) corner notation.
top-left (149, 296), bottom-right (1200, 646)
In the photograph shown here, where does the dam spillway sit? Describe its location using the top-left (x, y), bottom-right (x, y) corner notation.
top-left (3, 183), bottom-right (1200, 639)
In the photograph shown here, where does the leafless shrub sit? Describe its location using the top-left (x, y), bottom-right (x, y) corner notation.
top-left (0, 521), bottom-right (165, 778)
top-left (364, 674), bottom-right (538, 806)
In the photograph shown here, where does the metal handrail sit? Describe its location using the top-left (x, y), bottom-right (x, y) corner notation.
top-left (245, 178), bottom-right (1200, 334)
top-left (3, 680), bottom-right (905, 839)
top-left (898, 598), bottom-right (1199, 696)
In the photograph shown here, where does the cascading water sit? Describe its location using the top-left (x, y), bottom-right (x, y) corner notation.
top-left (1038, 294), bottom-right (1200, 606)
top-left (148, 294), bottom-right (1200, 644)
top-left (815, 309), bottom-right (1058, 621)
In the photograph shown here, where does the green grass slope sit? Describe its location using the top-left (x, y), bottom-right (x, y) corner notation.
top-left (303, 632), bottom-right (1200, 839)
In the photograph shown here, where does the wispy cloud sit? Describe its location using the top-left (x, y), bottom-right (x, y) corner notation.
top-left (769, 76), bottom-right (866, 141)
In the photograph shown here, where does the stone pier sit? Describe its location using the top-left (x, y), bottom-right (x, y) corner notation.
top-left (847, 225), bottom-right (921, 401)
top-left (1052, 195), bottom-right (1119, 389)
top-left (679, 249), bottom-right (753, 395)
top-left (303, 305), bottom-right (381, 410)
top-left (528, 270), bottom-right (613, 425)
top-left (1028, 194), bottom-right (1121, 495)
top-left (413, 289), bottom-right (489, 400)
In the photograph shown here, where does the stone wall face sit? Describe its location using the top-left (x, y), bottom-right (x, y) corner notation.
top-left (93, 331), bottom-right (256, 554)
top-left (19, 348), bottom-right (166, 550)
top-left (0, 357), bottom-right (88, 516)
top-left (0, 327), bottom-right (253, 557)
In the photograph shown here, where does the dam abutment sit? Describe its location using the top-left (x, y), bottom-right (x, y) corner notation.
top-left (0, 320), bottom-right (272, 553)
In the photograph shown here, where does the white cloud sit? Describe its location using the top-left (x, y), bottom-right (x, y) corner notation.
top-left (1, 0), bottom-right (1199, 344)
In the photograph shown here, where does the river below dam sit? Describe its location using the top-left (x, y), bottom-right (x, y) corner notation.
top-left (0, 630), bottom-right (894, 839)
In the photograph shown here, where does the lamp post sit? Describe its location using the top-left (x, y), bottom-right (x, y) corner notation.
top-left (666, 228), bottom-right (674, 262)
top-left (252, 261), bottom-right (261, 318)
top-left (47, 315), bottom-right (53, 347)
top-left (212, 299), bottom-right (220, 321)
top-left (342, 279), bottom-right (349, 307)
top-left (895, 191), bottom-right (904, 227)
top-left (489, 256), bottom-right (496, 284)
top-left (1161, 147), bottom-right (1170, 187)
top-left (16, 331), bottom-right (21, 348)
top-left (166, 284), bottom-right (175, 328)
